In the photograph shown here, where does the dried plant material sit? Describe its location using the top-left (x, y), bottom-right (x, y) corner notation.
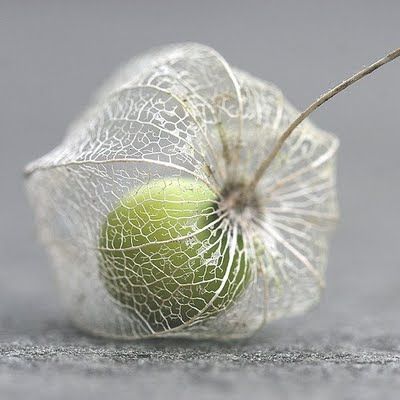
top-left (25, 43), bottom-right (400, 339)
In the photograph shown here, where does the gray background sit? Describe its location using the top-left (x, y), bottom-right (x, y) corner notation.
top-left (1, 1), bottom-right (399, 399)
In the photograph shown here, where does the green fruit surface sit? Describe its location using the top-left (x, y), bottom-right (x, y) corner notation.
top-left (99, 177), bottom-right (250, 333)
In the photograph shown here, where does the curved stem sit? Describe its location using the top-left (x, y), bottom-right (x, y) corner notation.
top-left (247, 47), bottom-right (400, 193)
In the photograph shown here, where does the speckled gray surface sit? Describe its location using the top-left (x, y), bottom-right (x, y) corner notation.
top-left (1, 1), bottom-right (400, 399)
top-left (2, 309), bottom-right (400, 399)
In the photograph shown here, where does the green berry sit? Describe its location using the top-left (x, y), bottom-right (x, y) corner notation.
top-left (99, 177), bottom-right (251, 333)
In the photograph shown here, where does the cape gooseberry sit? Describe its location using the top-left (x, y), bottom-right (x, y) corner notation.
top-left (99, 177), bottom-right (251, 332)
top-left (25, 43), bottom-right (399, 339)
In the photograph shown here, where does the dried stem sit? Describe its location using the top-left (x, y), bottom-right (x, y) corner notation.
top-left (247, 47), bottom-right (400, 193)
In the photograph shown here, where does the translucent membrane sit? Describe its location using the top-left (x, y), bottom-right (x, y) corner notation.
top-left (25, 43), bottom-right (338, 339)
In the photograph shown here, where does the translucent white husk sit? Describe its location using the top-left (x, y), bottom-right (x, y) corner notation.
top-left (25, 43), bottom-right (338, 340)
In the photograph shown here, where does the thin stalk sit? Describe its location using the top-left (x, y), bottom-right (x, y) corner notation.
top-left (247, 47), bottom-right (400, 193)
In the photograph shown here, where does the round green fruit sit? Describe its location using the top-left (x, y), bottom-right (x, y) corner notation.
top-left (99, 177), bottom-right (251, 333)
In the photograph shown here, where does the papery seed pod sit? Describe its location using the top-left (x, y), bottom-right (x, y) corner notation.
top-left (25, 43), bottom-right (399, 340)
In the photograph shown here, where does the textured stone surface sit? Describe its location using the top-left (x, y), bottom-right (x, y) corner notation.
top-left (1, 1), bottom-right (400, 399)
top-left (2, 292), bottom-right (400, 399)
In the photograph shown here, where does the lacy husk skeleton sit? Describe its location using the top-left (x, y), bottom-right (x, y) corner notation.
top-left (25, 44), bottom-right (400, 339)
